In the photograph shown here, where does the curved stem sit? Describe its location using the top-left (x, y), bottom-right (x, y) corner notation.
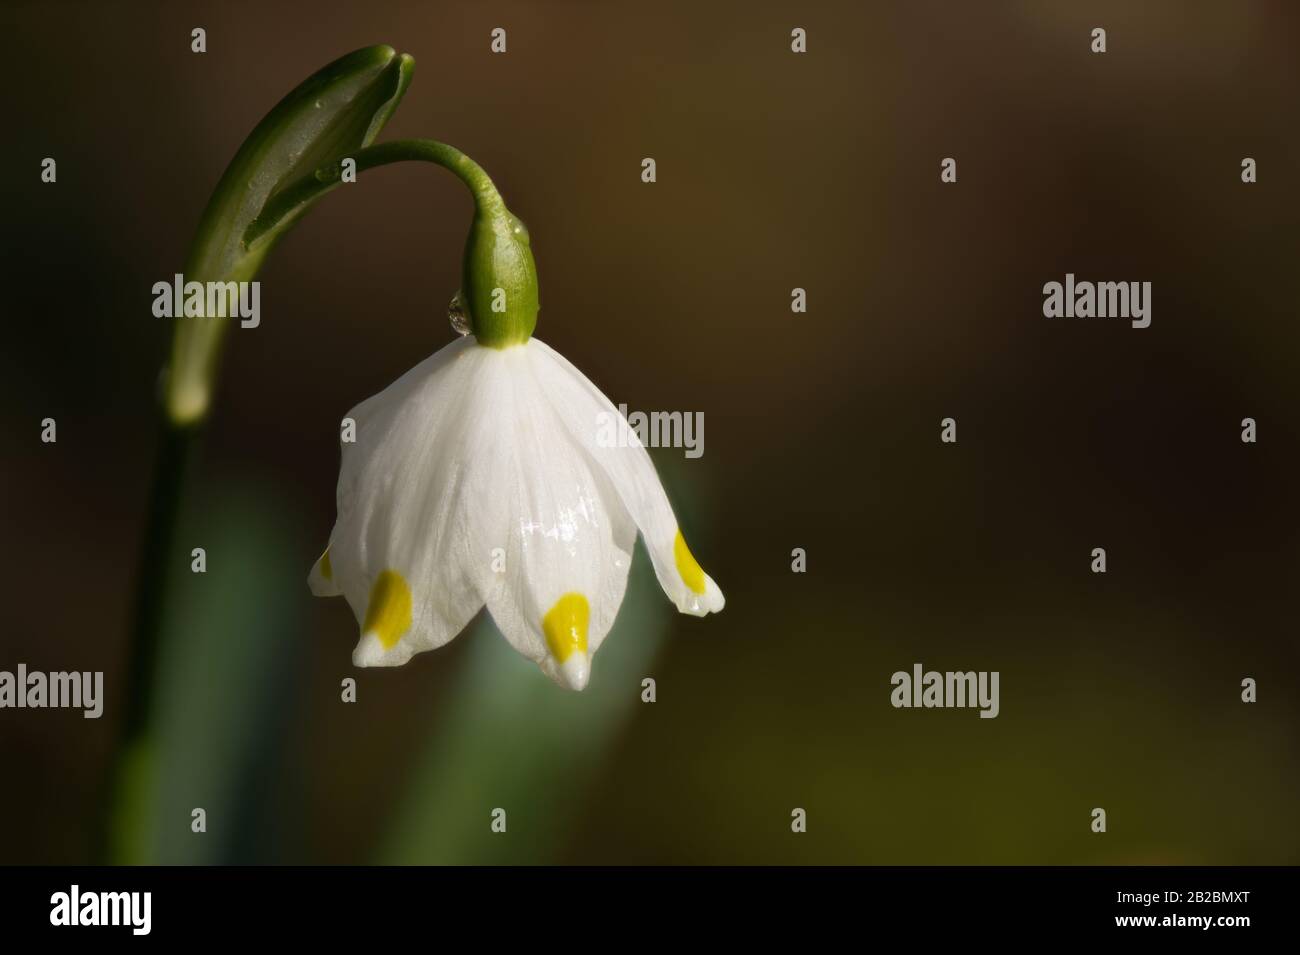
top-left (246, 139), bottom-right (505, 249)
top-left (245, 136), bottom-right (539, 348)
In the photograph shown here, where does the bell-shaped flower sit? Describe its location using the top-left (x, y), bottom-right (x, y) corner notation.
top-left (309, 336), bottom-right (723, 689)
top-left (308, 147), bottom-right (722, 689)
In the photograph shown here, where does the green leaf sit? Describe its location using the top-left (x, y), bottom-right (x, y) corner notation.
top-left (164, 45), bottom-right (414, 426)
top-left (112, 482), bottom-right (308, 864)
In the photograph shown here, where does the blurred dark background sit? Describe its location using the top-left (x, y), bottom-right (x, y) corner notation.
top-left (1, 0), bottom-right (1298, 864)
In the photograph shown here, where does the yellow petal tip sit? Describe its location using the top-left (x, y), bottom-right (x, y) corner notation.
top-left (542, 593), bottom-right (590, 663)
top-left (673, 530), bottom-right (707, 595)
top-left (362, 569), bottom-right (412, 649)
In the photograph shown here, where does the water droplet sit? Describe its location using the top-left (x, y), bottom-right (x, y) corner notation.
top-left (448, 290), bottom-right (471, 336)
top-left (313, 99), bottom-right (323, 110)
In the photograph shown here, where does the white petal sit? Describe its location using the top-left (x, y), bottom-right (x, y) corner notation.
top-left (476, 345), bottom-right (636, 689)
top-left (317, 336), bottom-right (497, 667)
top-left (307, 547), bottom-right (341, 597)
top-left (525, 338), bottom-right (724, 616)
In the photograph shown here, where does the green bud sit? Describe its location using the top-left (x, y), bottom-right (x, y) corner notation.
top-left (461, 203), bottom-right (539, 348)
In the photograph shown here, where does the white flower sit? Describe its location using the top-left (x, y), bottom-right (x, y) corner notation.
top-left (308, 335), bottom-right (724, 690)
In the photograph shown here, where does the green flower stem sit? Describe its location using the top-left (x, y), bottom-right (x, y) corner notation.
top-left (248, 140), bottom-right (503, 241)
top-left (102, 422), bottom-right (196, 862)
top-left (247, 139), bottom-right (540, 348)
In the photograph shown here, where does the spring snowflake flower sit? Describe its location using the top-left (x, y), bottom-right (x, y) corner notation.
top-left (308, 335), bottom-right (724, 689)
top-left (305, 141), bottom-right (723, 690)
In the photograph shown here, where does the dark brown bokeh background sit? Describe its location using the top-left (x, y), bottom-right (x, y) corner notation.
top-left (2, 0), bottom-right (1297, 863)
